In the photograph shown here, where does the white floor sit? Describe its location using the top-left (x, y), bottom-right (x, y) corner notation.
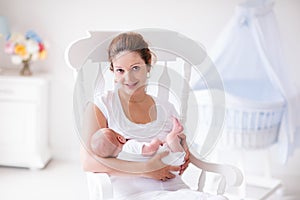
top-left (0, 159), bottom-right (299, 200)
top-left (0, 159), bottom-right (88, 200)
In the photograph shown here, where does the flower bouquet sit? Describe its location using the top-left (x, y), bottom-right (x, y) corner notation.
top-left (5, 30), bottom-right (47, 76)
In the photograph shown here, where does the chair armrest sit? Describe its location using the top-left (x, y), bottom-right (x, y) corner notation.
top-left (86, 172), bottom-right (113, 200)
top-left (189, 149), bottom-right (243, 195)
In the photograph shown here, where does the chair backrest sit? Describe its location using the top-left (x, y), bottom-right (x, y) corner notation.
top-left (66, 29), bottom-right (226, 159)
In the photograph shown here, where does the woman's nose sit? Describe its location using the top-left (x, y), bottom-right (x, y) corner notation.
top-left (124, 71), bottom-right (136, 82)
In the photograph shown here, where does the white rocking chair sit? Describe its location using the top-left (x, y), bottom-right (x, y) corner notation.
top-left (66, 29), bottom-right (243, 200)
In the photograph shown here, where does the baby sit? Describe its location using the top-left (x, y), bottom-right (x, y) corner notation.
top-left (91, 117), bottom-right (185, 165)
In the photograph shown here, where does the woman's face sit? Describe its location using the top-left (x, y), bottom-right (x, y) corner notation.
top-left (112, 51), bottom-right (149, 95)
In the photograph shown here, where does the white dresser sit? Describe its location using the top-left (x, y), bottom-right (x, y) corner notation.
top-left (0, 69), bottom-right (51, 169)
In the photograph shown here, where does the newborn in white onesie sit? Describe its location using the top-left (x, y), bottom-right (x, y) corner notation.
top-left (91, 117), bottom-right (186, 166)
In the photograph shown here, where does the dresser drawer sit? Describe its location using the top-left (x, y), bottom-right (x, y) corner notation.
top-left (0, 81), bottom-right (40, 101)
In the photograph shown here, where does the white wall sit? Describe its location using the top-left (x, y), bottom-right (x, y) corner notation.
top-left (0, 0), bottom-right (299, 168)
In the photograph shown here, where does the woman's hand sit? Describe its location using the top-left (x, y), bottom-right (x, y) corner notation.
top-left (178, 133), bottom-right (190, 175)
top-left (143, 151), bottom-right (180, 181)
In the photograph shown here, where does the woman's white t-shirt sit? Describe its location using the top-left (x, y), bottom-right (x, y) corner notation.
top-left (94, 90), bottom-right (188, 197)
top-left (94, 90), bottom-right (226, 200)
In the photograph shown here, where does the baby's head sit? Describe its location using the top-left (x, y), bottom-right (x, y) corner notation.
top-left (91, 128), bottom-right (126, 158)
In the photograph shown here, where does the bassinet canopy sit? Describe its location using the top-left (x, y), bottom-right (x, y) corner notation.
top-left (195, 0), bottom-right (300, 163)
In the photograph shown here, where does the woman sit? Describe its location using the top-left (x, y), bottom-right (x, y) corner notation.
top-left (80, 32), bottom-right (225, 200)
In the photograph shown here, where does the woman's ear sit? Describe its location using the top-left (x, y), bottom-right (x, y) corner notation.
top-left (147, 65), bottom-right (151, 73)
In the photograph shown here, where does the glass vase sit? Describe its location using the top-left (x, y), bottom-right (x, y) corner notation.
top-left (20, 60), bottom-right (32, 76)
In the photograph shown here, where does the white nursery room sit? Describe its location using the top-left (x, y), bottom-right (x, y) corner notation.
top-left (0, 0), bottom-right (299, 200)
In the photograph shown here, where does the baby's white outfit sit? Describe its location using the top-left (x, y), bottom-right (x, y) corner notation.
top-left (120, 140), bottom-right (185, 166)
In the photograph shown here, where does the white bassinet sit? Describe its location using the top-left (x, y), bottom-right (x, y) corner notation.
top-left (194, 79), bottom-right (286, 149)
top-left (191, 1), bottom-right (295, 198)
top-left (192, 0), bottom-right (299, 154)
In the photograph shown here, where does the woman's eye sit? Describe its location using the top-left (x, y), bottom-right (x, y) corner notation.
top-left (115, 69), bottom-right (124, 73)
top-left (132, 66), bottom-right (140, 71)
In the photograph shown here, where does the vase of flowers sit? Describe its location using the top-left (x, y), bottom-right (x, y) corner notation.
top-left (5, 30), bottom-right (47, 76)
top-left (20, 58), bottom-right (32, 76)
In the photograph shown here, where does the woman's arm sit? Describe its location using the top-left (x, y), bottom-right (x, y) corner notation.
top-left (177, 133), bottom-right (190, 175)
top-left (81, 147), bottom-right (179, 180)
top-left (80, 102), bottom-right (180, 180)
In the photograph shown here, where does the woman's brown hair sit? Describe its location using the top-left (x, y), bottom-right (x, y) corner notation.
top-left (108, 32), bottom-right (152, 71)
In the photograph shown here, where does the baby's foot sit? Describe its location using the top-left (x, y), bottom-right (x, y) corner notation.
top-left (167, 117), bottom-right (185, 153)
top-left (171, 117), bottom-right (183, 134)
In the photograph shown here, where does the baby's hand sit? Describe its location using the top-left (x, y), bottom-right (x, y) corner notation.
top-left (142, 138), bottom-right (163, 156)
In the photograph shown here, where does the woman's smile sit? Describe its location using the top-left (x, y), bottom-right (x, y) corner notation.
top-left (124, 81), bottom-right (139, 90)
